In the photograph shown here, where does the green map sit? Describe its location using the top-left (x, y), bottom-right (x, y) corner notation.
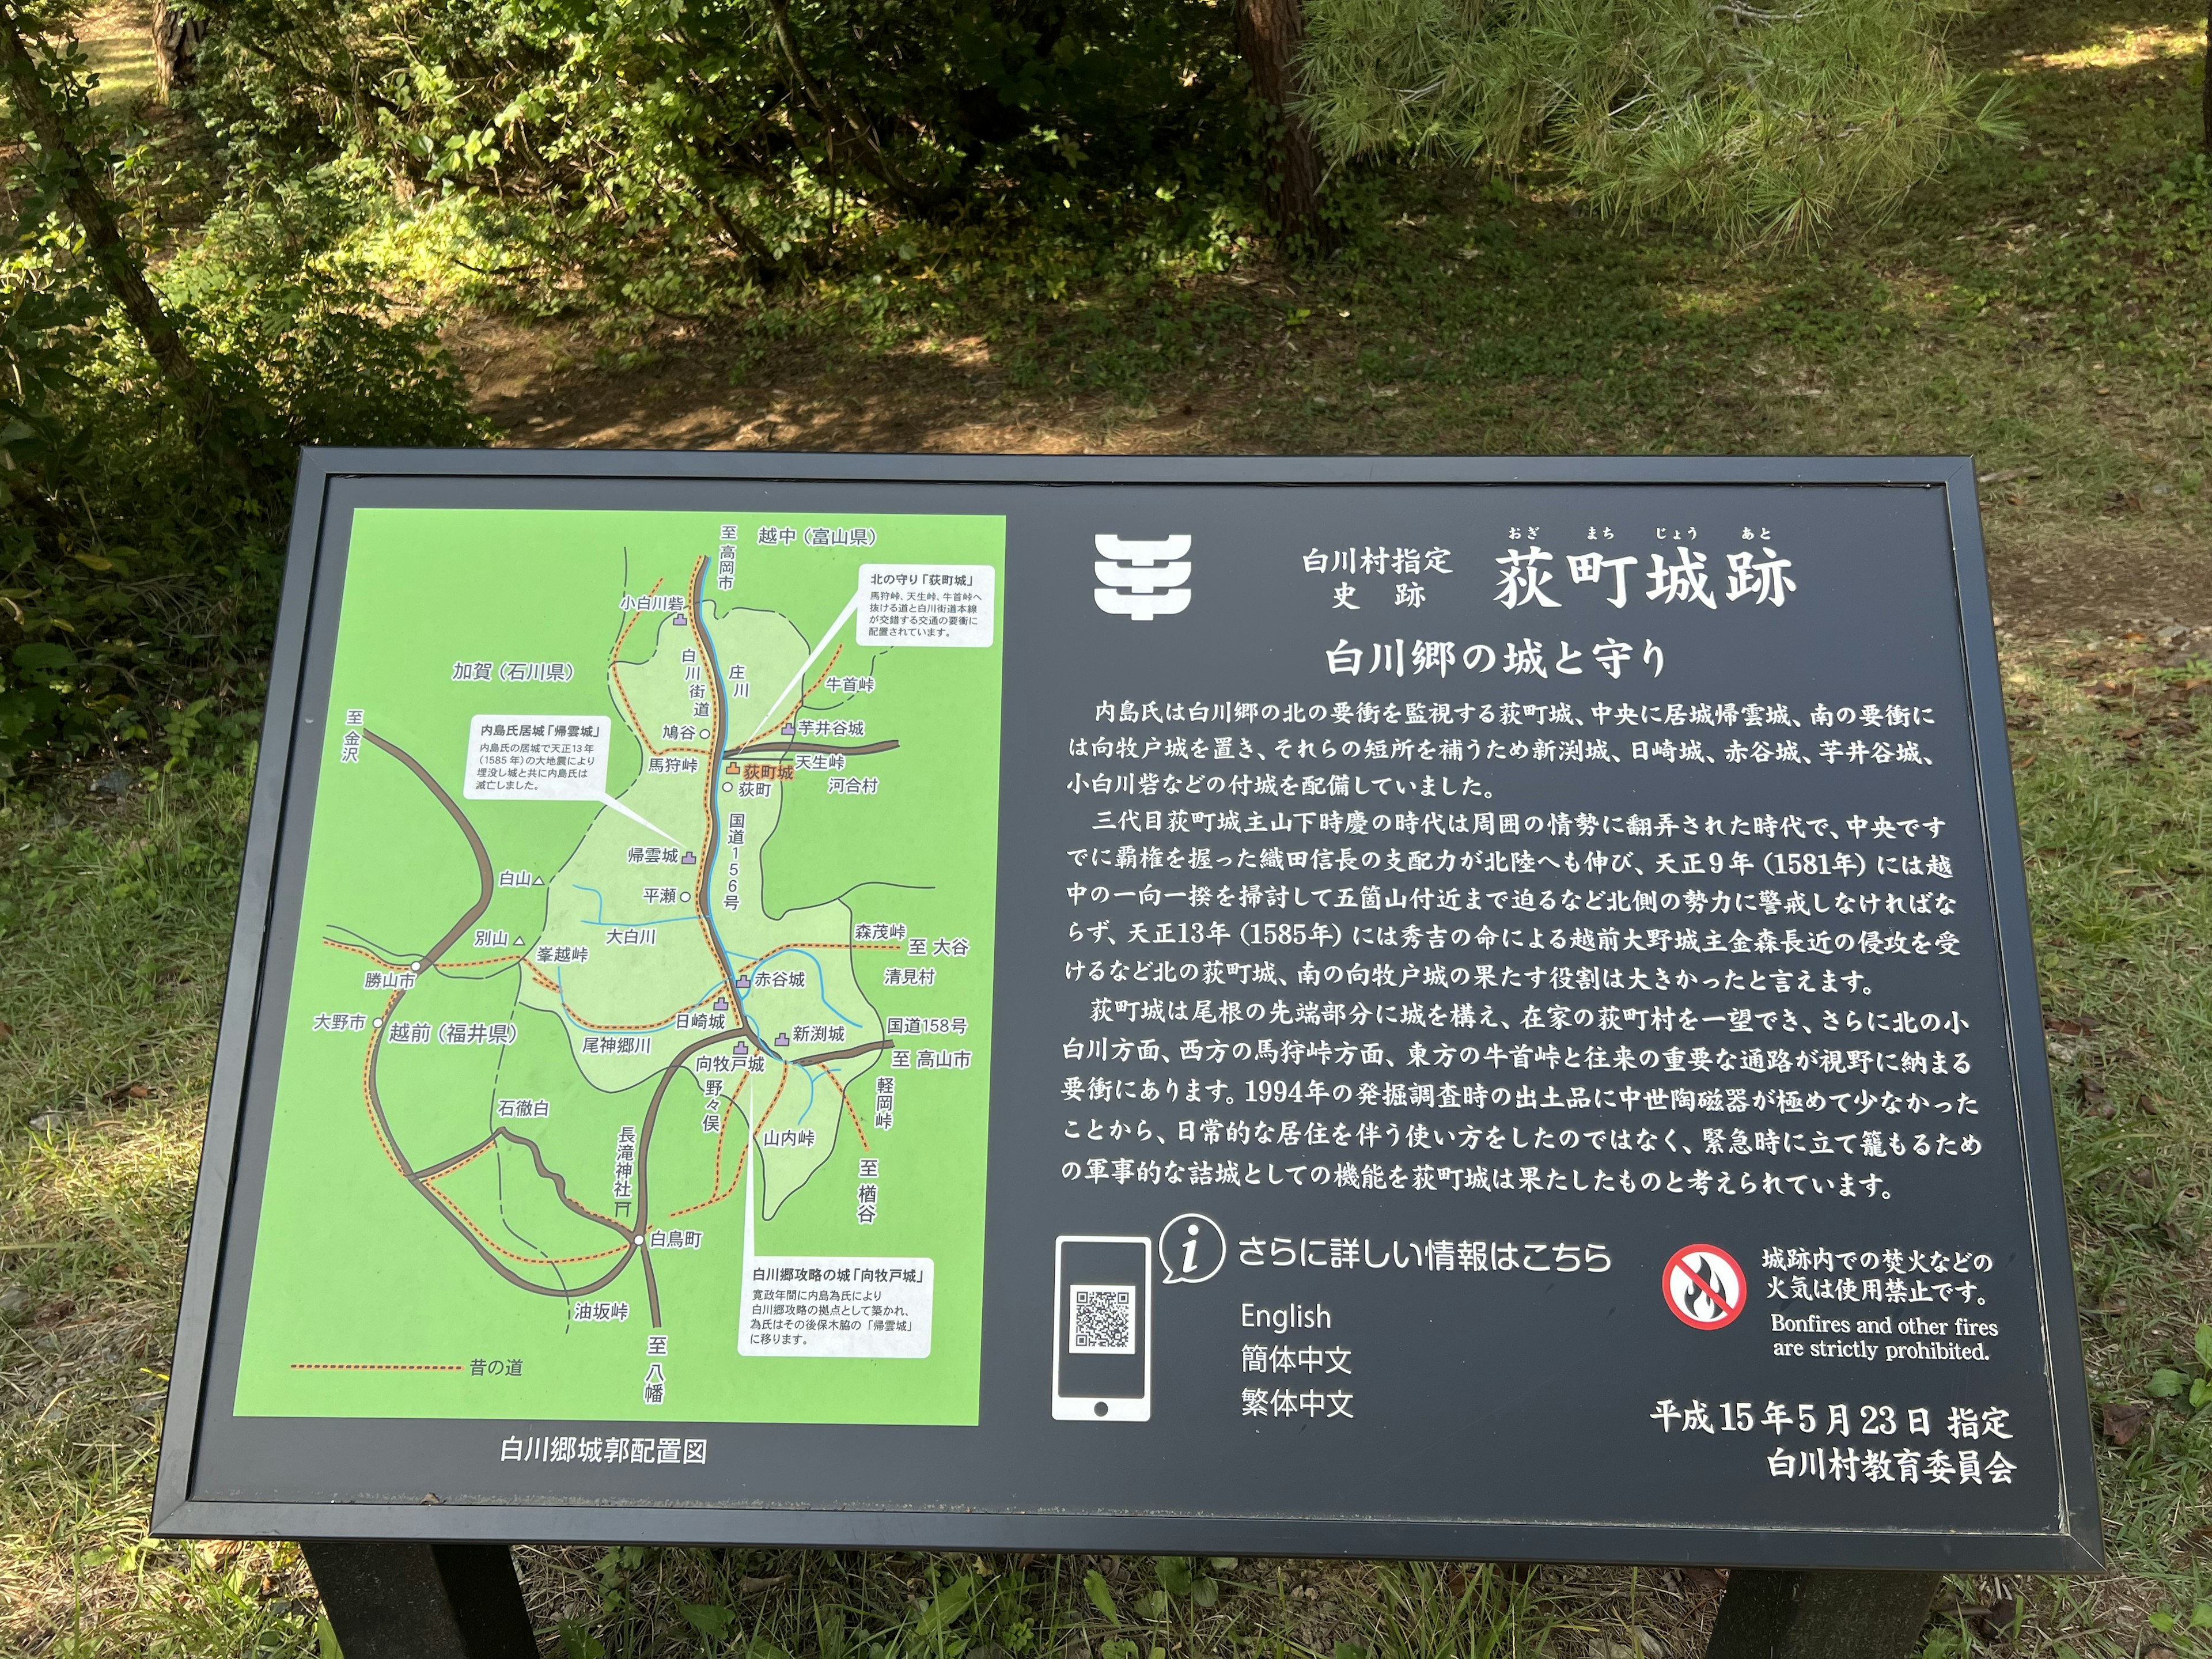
top-left (233, 509), bottom-right (1004, 1425)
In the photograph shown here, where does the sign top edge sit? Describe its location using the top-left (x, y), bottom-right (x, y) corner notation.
top-left (298, 448), bottom-right (1974, 486)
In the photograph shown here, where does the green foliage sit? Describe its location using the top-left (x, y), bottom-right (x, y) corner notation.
top-left (1298, 0), bottom-right (2017, 244)
top-left (0, 0), bottom-right (2111, 784)
top-left (913, 1572), bottom-right (977, 1635)
top-left (2146, 1324), bottom-right (2212, 1411)
top-left (0, 116), bottom-right (482, 769)
top-left (1149, 1555), bottom-right (1223, 1609)
top-left (188, 0), bottom-right (1256, 310)
top-left (1082, 1566), bottom-right (1120, 1623)
top-left (170, 180), bottom-right (486, 449)
top-left (679, 1599), bottom-right (739, 1639)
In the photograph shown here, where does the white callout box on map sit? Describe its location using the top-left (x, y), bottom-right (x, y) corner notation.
top-left (740, 1256), bottom-right (933, 1358)
top-left (858, 565), bottom-right (995, 647)
top-left (464, 714), bottom-right (612, 800)
top-left (464, 714), bottom-right (681, 843)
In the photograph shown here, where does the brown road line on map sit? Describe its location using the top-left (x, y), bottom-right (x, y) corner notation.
top-left (360, 730), bottom-right (495, 971)
top-left (790, 1038), bottom-right (894, 1069)
top-left (630, 1025), bottom-right (756, 1325)
top-left (359, 728), bottom-right (642, 1304)
top-left (723, 738), bottom-right (902, 759)
top-left (663, 560), bottom-right (895, 1301)
top-left (355, 571), bottom-right (905, 1328)
top-left (623, 1030), bottom-right (888, 1324)
top-left (416, 1128), bottom-right (630, 1236)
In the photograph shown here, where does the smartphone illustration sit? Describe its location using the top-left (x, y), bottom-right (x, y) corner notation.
top-left (1051, 1236), bottom-right (1152, 1421)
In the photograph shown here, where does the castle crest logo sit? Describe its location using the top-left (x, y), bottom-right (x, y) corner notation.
top-left (1093, 535), bottom-right (1192, 620)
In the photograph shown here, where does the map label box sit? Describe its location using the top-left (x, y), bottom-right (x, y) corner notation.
top-left (858, 565), bottom-right (995, 648)
top-left (741, 1256), bottom-right (933, 1358)
top-left (463, 714), bottom-right (611, 800)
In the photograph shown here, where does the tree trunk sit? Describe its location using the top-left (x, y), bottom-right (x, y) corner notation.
top-left (150, 0), bottom-right (207, 105)
top-left (1236, 0), bottom-right (1332, 247)
top-left (0, 5), bottom-right (239, 460)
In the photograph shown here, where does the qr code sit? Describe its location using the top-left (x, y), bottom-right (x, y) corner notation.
top-left (1068, 1284), bottom-right (1137, 1354)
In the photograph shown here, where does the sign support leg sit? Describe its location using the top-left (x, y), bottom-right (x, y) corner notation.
top-left (302, 1539), bottom-right (537, 1658)
top-left (1705, 1569), bottom-right (1943, 1659)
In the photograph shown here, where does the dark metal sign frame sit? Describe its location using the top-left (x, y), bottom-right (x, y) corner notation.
top-left (151, 449), bottom-right (2099, 1573)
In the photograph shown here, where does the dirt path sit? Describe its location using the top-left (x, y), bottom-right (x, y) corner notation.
top-left (457, 305), bottom-right (2210, 647)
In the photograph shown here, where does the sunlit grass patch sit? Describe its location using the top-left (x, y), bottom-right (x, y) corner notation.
top-left (2013, 22), bottom-right (2209, 68)
top-left (77, 0), bottom-right (159, 107)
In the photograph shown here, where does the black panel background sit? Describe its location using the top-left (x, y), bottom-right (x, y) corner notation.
top-left (152, 456), bottom-right (2098, 1569)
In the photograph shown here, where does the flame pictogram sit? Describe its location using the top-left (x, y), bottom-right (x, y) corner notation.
top-left (1663, 1244), bottom-right (1746, 1330)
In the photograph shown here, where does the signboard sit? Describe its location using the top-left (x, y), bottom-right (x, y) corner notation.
top-left (153, 452), bottom-right (2099, 1570)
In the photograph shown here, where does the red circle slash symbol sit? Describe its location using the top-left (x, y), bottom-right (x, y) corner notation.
top-left (1663, 1244), bottom-right (1746, 1331)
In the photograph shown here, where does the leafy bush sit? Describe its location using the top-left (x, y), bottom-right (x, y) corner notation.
top-left (190, 0), bottom-right (1259, 308)
top-left (0, 168), bottom-right (482, 770)
top-left (0, 0), bottom-right (2042, 775)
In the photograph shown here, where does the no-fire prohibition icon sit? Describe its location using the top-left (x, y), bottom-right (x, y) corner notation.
top-left (1662, 1244), bottom-right (1747, 1331)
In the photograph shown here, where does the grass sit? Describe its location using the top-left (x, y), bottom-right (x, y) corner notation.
top-left (0, 653), bottom-right (2206, 1657)
top-left (1998, 639), bottom-right (2212, 1653)
top-left (0, 769), bottom-right (328, 1656)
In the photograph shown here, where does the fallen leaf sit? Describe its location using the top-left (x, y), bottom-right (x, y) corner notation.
top-left (0, 1020), bottom-right (12, 1041)
top-left (739, 1575), bottom-right (789, 1594)
top-left (1684, 1566), bottom-right (1728, 1594)
top-left (2101, 1401), bottom-right (2149, 1445)
top-left (1971, 1597), bottom-right (2017, 1641)
top-left (2075, 1071), bottom-right (2112, 1118)
top-left (2044, 1016), bottom-right (2098, 1036)
top-left (103, 1081), bottom-right (150, 1106)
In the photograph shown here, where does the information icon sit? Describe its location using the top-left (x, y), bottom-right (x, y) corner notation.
top-left (1663, 1244), bottom-right (1746, 1330)
top-left (1157, 1214), bottom-right (1226, 1285)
